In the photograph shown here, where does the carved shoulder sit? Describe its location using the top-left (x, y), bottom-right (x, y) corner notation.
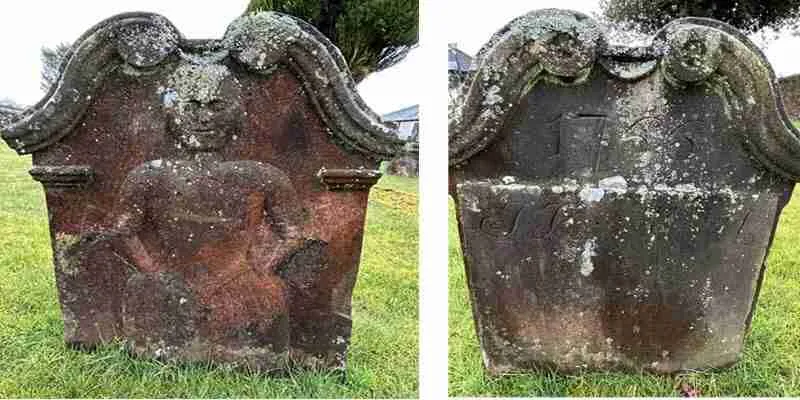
top-left (220, 160), bottom-right (294, 192)
top-left (255, 162), bottom-right (294, 192)
top-left (122, 159), bottom-right (166, 187)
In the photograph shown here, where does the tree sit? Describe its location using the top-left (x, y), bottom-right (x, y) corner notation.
top-left (600, 0), bottom-right (800, 34)
top-left (245, 0), bottom-right (418, 82)
top-left (40, 42), bottom-right (71, 92)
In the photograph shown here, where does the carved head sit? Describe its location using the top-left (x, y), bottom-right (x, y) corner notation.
top-left (161, 63), bottom-right (244, 151)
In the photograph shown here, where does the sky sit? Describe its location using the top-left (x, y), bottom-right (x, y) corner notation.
top-left (1, 1), bottom-right (799, 113)
top-left (0, 1), bottom-right (247, 106)
top-left (357, 45), bottom-right (424, 114)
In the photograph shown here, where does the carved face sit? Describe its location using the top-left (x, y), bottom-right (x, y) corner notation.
top-left (162, 64), bottom-right (244, 152)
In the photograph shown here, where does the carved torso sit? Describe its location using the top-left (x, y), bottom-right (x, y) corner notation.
top-left (114, 156), bottom-right (302, 346)
top-left (119, 158), bottom-right (299, 274)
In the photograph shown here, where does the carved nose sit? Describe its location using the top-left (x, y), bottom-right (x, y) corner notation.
top-left (198, 109), bottom-right (214, 123)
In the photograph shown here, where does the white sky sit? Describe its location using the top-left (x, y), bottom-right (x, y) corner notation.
top-left (358, 45), bottom-right (424, 114)
top-left (0, 1), bottom-right (248, 105)
top-left (1, 1), bottom-right (799, 112)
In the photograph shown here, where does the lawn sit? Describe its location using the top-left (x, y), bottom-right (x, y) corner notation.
top-left (449, 191), bottom-right (800, 397)
top-left (0, 143), bottom-right (418, 398)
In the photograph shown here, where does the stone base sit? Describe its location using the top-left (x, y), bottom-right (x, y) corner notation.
top-left (456, 179), bottom-right (781, 373)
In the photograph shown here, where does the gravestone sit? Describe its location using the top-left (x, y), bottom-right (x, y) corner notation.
top-left (386, 142), bottom-right (419, 177)
top-left (2, 12), bottom-right (401, 372)
top-left (450, 9), bottom-right (800, 374)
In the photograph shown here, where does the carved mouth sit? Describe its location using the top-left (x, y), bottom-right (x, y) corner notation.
top-left (182, 130), bottom-right (224, 147)
top-left (189, 129), bottom-right (218, 137)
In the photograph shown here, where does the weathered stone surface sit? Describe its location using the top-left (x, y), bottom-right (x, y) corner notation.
top-left (779, 74), bottom-right (800, 120)
top-left (3, 12), bottom-right (401, 373)
top-left (450, 9), bottom-right (800, 374)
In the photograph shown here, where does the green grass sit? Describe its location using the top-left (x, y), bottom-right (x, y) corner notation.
top-left (449, 192), bottom-right (800, 397)
top-left (0, 143), bottom-right (418, 398)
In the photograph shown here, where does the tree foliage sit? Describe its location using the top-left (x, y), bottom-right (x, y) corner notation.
top-left (40, 42), bottom-right (71, 92)
top-left (600, 0), bottom-right (800, 33)
top-left (245, 0), bottom-right (417, 82)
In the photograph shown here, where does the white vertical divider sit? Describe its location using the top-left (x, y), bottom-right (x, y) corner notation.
top-left (418, 0), bottom-right (449, 398)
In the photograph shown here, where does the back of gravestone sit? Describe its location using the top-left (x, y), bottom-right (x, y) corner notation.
top-left (450, 9), bottom-right (800, 374)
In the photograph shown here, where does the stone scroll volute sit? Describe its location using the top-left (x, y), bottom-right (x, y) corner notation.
top-left (2, 12), bottom-right (401, 372)
top-left (450, 9), bottom-right (800, 374)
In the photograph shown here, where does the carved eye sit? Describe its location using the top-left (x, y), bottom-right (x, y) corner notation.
top-left (207, 100), bottom-right (225, 112)
top-left (183, 100), bottom-right (202, 113)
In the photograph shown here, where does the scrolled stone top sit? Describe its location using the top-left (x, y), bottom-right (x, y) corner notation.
top-left (2, 11), bottom-right (402, 159)
top-left (450, 8), bottom-right (800, 181)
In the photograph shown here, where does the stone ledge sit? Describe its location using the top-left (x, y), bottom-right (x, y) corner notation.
top-left (317, 168), bottom-right (381, 191)
top-left (29, 165), bottom-right (94, 189)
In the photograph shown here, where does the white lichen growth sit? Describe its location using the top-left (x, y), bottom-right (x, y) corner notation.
top-left (579, 238), bottom-right (597, 276)
top-left (579, 187), bottom-right (605, 203)
top-left (164, 63), bottom-right (233, 108)
top-left (598, 175), bottom-right (628, 193)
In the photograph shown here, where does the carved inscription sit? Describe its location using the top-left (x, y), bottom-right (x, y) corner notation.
top-left (555, 113), bottom-right (611, 177)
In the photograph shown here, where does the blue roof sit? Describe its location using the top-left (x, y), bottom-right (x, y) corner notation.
top-left (448, 45), bottom-right (475, 72)
top-left (382, 104), bottom-right (418, 122)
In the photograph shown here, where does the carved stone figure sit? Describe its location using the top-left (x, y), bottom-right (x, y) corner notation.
top-left (113, 63), bottom-right (308, 367)
top-left (2, 12), bottom-right (401, 372)
top-left (450, 9), bottom-right (800, 374)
